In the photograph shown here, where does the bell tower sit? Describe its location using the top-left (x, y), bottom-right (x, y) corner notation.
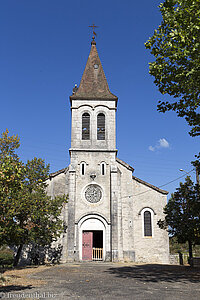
top-left (69, 40), bottom-right (118, 152)
top-left (67, 38), bottom-right (120, 262)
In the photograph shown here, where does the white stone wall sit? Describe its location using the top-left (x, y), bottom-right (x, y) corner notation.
top-left (46, 172), bottom-right (69, 198)
top-left (116, 161), bottom-right (134, 259)
top-left (116, 160), bottom-right (169, 264)
top-left (69, 96), bottom-right (118, 260)
top-left (72, 151), bottom-right (114, 224)
top-left (45, 89), bottom-right (169, 264)
top-left (70, 99), bottom-right (116, 151)
top-left (46, 160), bottom-right (169, 264)
top-left (132, 179), bottom-right (169, 264)
top-left (46, 172), bottom-right (69, 262)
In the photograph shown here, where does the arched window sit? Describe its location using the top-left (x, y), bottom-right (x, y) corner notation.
top-left (100, 162), bottom-right (106, 175)
top-left (80, 162), bottom-right (86, 175)
top-left (97, 113), bottom-right (105, 140)
top-left (82, 113), bottom-right (90, 140)
top-left (144, 211), bottom-right (152, 237)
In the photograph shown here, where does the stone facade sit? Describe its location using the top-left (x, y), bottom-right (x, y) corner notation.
top-left (46, 40), bottom-right (169, 264)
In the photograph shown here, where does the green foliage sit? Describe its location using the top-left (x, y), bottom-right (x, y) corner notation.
top-left (170, 237), bottom-right (200, 255)
top-left (0, 130), bottom-right (68, 266)
top-left (191, 152), bottom-right (200, 176)
top-left (0, 129), bottom-right (20, 158)
top-left (145, 0), bottom-right (200, 136)
top-left (158, 176), bottom-right (200, 257)
top-left (0, 246), bottom-right (14, 267)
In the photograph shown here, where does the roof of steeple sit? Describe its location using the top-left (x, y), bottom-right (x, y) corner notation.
top-left (70, 41), bottom-right (118, 102)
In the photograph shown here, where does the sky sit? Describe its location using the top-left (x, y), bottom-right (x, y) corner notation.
top-left (0, 0), bottom-right (199, 197)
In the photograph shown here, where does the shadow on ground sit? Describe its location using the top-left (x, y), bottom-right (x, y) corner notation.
top-left (0, 284), bottom-right (32, 294)
top-left (106, 264), bottom-right (200, 283)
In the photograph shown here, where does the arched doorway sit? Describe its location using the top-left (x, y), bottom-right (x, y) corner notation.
top-left (78, 215), bottom-right (108, 261)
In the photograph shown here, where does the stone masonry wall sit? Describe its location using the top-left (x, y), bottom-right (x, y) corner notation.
top-left (116, 160), bottom-right (169, 264)
top-left (116, 160), bottom-right (135, 261)
top-left (70, 99), bottom-right (116, 151)
top-left (132, 179), bottom-right (169, 264)
top-left (46, 171), bottom-right (69, 262)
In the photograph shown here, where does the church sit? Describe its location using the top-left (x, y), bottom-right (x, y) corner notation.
top-left (46, 37), bottom-right (169, 264)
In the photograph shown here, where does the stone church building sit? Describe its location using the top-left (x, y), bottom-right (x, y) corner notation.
top-left (46, 39), bottom-right (169, 264)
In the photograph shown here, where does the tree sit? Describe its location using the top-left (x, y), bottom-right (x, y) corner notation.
top-left (0, 130), bottom-right (24, 250)
top-left (158, 176), bottom-right (200, 262)
top-left (0, 130), bottom-right (67, 266)
top-left (191, 152), bottom-right (200, 185)
top-left (145, 0), bottom-right (200, 137)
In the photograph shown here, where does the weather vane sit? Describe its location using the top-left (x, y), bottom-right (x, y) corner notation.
top-left (89, 23), bottom-right (98, 41)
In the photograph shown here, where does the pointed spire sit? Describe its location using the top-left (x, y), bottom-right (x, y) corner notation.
top-left (70, 42), bottom-right (118, 102)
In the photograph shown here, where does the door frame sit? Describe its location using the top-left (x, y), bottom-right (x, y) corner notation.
top-left (78, 215), bottom-right (107, 261)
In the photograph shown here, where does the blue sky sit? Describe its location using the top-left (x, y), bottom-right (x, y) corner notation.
top-left (0, 0), bottom-right (199, 197)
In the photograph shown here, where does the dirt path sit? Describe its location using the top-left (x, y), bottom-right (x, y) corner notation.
top-left (1, 263), bottom-right (200, 299)
top-left (0, 265), bottom-right (49, 289)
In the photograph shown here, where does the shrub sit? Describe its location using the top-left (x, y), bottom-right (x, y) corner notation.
top-left (0, 246), bottom-right (14, 267)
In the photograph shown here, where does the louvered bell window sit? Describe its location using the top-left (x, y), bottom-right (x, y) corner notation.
top-left (144, 211), bottom-right (152, 237)
top-left (97, 113), bottom-right (105, 140)
top-left (82, 113), bottom-right (90, 140)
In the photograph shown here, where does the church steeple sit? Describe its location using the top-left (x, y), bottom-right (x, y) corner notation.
top-left (70, 39), bottom-right (117, 152)
top-left (70, 41), bottom-right (117, 103)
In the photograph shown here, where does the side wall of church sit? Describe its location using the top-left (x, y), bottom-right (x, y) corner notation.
top-left (116, 161), bottom-right (169, 264)
top-left (132, 179), bottom-right (169, 263)
top-left (46, 172), bottom-right (69, 197)
top-left (116, 161), bottom-right (135, 261)
top-left (46, 172), bottom-right (69, 262)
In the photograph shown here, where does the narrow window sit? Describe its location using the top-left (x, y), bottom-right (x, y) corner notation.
top-left (101, 162), bottom-right (106, 175)
top-left (102, 163), bottom-right (105, 175)
top-left (82, 163), bottom-right (85, 175)
top-left (82, 113), bottom-right (90, 140)
top-left (80, 162), bottom-right (86, 175)
top-left (144, 211), bottom-right (152, 237)
top-left (97, 113), bottom-right (105, 140)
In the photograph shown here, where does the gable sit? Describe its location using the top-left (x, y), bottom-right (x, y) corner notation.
top-left (116, 157), bottom-right (134, 172)
top-left (132, 175), bottom-right (168, 195)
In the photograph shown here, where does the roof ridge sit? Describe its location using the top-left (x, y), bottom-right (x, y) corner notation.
top-left (49, 167), bottom-right (69, 178)
top-left (132, 175), bottom-right (168, 195)
top-left (116, 157), bottom-right (134, 172)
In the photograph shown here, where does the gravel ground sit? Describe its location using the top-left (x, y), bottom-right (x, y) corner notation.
top-left (1, 262), bottom-right (200, 300)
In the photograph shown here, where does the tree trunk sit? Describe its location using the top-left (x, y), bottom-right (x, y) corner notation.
top-left (188, 240), bottom-right (193, 266)
top-left (13, 244), bottom-right (23, 267)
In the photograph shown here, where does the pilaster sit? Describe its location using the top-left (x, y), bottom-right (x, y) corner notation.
top-left (67, 165), bottom-right (76, 261)
top-left (110, 164), bottom-right (119, 261)
top-left (117, 168), bottom-right (123, 260)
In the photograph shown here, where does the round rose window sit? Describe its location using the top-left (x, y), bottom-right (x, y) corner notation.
top-left (85, 184), bottom-right (102, 203)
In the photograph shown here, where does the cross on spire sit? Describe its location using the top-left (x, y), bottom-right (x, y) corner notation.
top-left (89, 23), bottom-right (98, 41)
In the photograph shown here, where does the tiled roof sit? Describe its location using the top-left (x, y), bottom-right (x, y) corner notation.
top-left (49, 167), bottom-right (68, 178)
top-left (116, 157), bottom-right (134, 172)
top-left (132, 175), bottom-right (168, 195)
top-left (70, 41), bottom-right (118, 102)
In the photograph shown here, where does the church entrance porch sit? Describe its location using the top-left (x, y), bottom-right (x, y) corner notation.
top-left (82, 230), bottom-right (103, 261)
top-left (78, 215), bottom-right (110, 262)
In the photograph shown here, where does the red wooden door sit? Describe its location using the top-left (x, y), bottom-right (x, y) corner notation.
top-left (82, 231), bottom-right (93, 260)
